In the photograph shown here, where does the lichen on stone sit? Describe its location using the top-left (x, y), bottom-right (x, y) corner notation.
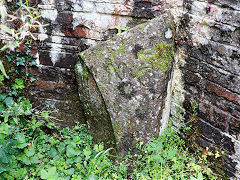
top-left (94, 47), bottom-right (104, 57)
top-left (104, 59), bottom-right (121, 75)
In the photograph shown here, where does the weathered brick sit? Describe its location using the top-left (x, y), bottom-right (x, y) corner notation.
top-left (197, 118), bottom-right (235, 154)
top-left (205, 81), bottom-right (240, 105)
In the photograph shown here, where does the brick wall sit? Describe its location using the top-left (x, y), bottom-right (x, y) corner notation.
top-left (3, 0), bottom-right (239, 177)
top-left (168, 0), bottom-right (240, 178)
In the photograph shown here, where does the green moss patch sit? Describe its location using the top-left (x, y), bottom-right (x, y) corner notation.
top-left (137, 41), bottom-right (174, 72)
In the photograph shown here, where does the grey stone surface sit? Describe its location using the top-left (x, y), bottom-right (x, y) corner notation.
top-left (75, 15), bottom-right (174, 154)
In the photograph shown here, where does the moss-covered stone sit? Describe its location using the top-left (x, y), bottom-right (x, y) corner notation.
top-left (137, 41), bottom-right (174, 72)
top-left (117, 40), bottom-right (127, 54)
top-left (75, 15), bottom-right (174, 155)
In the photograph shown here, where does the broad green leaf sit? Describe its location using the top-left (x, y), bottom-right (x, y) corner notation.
top-left (94, 144), bottom-right (104, 152)
top-left (0, 148), bottom-right (9, 163)
top-left (198, 172), bottom-right (203, 180)
top-left (66, 157), bottom-right (75, 164)
top-left (66, 145), bottom-right (80, 157)
top-left (0, 45), bottom-right (9, 51)
top-left (88, 174), bottom-right (98, 180)
top-left (0, 93), bottom-right (7, 101)
top-left (0, 4), bottom-right (7, 22)
top-left (0, 25), bottom-right (13, 34)
top-left (74, 156), bottom-right (82, 163)
top-left (4, 97), bottom-right (14, 106)
top-left (167, 149), bottom-right (177, 160)
top-left (0, 164), bottom-right (8, 173)
top-left (30, 156), bottom-right (39, 164)
top-left (48, 148), bottom-right (57, 158)
top-left (0, 104), bottom-right (5, 113)
top-left (0, 123), bottom-right (10, 135)
top-left (30, 60), bottom-right (37, 66)
top-left (57, 142), bottom-right (65, 154)
top-left (0, 60), bottom-right (8, 78)
top-left (40, 169), bottom-right (48, 179)
top-left (22, 156), bottom-right (31, 165)
top-left (67, 168), bottom-right (74, 175)
top-left (190, 177), bottom-right (197, 180)
top-left (16, 134), bottom-right (28, 149)
top-left (5, 139), bottom-right (17, 154)
top-left (3, 113), bottom-right (9, 123)
top-left (150, 155), bottom-right (164, 163)
top-left (83, 149), bottom-right (92, 157)
top-left (26, 148), bottom-right (35, 157)
top-left (45, 167), bottom-right (58, 180)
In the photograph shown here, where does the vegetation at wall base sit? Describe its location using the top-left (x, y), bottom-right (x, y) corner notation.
top-left (0, 51), bottom-right (221, 179)
top-left (0, 1), bottom-right (226, 179)
top-left (0, 79), bottom-right (220, 180)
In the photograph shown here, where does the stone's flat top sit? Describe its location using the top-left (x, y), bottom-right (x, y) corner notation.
top-left (77, 15), bottom-right (174, 152)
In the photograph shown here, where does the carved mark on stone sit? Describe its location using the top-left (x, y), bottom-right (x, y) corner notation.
top-left (118, 81), bottom-right (136, 100)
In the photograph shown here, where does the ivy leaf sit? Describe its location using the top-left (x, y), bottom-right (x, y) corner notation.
top-left (16, 57), bottom-right (25, 66)
top-left (5, 55), bottom-right (13, 62)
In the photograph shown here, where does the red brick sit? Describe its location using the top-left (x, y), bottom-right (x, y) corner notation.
top-left (73, 26), bottom-right (87, 38)
top-left (206, 81), bottom-right (240, 105)
top-left (32, 80), bottom-right (65, 92)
